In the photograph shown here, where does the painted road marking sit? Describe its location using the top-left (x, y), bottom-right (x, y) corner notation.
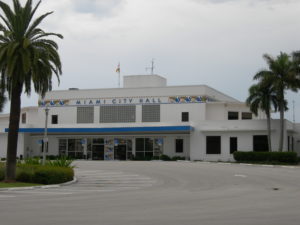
top-left (234, 174), bottom-right (247, 178)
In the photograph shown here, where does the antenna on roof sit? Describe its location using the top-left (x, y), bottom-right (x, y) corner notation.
top-left (146, 58), bottom-right (155, 75)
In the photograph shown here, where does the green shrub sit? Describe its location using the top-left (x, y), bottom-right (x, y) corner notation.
top-left (45, 157), bottom-right (74, 168)
top-left (16, 166), bottom-right (35, 182)
top-left (0, 163), bottom-right (4, 181)
top-left (171, 156), bottom-right (186, 161)
top-left (132, 155), bottom-right (152, 161)
top-left (46, 155), bottom-right (59, 160)
top-left (1, 158), bottom-right (6, 161)
top-left (151, 156), bottom-right (160, 160)
top-left (160, 154), bottom-right (171, 161)
top-left (32, 166), bottom-right (74, 184)
top-left (23, 157), bottom-right (41, 165)
top-left (1, 163), bottom-right (74, 184)
top-left (233, 151), bottom-right (298, 164)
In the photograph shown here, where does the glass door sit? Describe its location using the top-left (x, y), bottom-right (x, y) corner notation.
top-left (114, 138), bottom-right (127, 160)
top-left (92, 145), bottom-right (104, 160)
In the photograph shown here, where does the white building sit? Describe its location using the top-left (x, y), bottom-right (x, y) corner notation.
top-left (0, 75), bottom-right (299, 161)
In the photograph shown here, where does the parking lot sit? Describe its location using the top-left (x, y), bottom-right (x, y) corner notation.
top-left (1, 161), bottom-right (300, 225)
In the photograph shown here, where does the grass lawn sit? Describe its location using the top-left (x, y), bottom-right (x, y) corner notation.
top-left (0, 182), bottom-right (42, 188)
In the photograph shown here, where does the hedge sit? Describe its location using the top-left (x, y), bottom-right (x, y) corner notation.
top-left (233, 151), bottom-right (298, 164)
top-left (0, 163), bottom-right (4, 181)
top-left (1, 164), bottom-right (74, 184)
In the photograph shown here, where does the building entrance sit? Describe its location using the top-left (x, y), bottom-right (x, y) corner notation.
top-left (114, 144), bottom-right (126, 160)
top-left (92, 145), bottom-right (104, 160)
top-left (113, 139), bottom-right (133, 160)
top-left (87, 138), bottom-right (105, 160)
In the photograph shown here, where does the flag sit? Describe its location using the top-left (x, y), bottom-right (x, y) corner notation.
top-left (116, 63), bottom-right (120, 73)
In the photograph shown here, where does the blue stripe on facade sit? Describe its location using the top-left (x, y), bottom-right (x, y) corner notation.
top-left (5, 126), bottom-right (193, 133)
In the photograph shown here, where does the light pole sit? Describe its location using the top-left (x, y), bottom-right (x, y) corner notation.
top-left (42, 107), bottom-right (50, 165)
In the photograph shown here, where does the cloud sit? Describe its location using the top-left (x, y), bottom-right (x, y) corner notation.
top-left (191, 0), bottom-right (298, 4)
top-left (72, 0), bottom-right (124, 17)
top-left (0, 0), bottom-right (299, 121)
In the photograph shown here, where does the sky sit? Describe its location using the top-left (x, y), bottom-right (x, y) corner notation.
top-left (1, 0), bottom-right (300, 122)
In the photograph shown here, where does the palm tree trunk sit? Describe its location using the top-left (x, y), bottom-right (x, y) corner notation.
top-left (5, 82), bottom-right (22, 182)
top-left (278, 92), bottom-right (284, 152)
top-left (267, 113), bottom-right (272, 152)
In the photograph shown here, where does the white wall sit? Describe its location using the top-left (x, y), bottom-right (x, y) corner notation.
top-left (189, 119), bottom-right (292, 161)
top-left (0, 132), bottom-right (25, 158)
top-left (163, 135), bottom-right (190, 159)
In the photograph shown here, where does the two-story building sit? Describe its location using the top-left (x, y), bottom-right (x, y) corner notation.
top-left (0, 74), bottom-right (299, 161)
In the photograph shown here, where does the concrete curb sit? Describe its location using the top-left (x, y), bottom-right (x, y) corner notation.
top-left (0, 177), bottom-right (77, 192)
top-left (197, 161), bottom-right (300, 169)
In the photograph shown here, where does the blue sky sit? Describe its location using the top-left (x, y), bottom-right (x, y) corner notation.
top-left (1, 0), bottom-right (300, 121)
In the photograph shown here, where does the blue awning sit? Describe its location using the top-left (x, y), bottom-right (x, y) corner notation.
top-left (5, 126), bottom-right (193, 134)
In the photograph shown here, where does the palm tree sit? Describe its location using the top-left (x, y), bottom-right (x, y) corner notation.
top-left (292, 51), bottom-right (300, 75)
top-left (0, 74), bottom-right (6, 112)
top-left (246, 80), bottom-right (279, 152)
top-left (254, 52), bottom-right (300, 152)
top-left (0, 0), bottom-right (63, 181)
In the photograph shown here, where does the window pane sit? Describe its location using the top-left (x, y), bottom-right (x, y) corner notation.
top-left (242, 112), bottom-right (252, 120)
top-left (59, 139), bottom-right (67, 156)
top-left (253, 135), bottom-right (269, 152)
top-left (175, 139), bottom-right (184, 153)
top-left (135, 138), bottom-right (145, 152)
top-left (230, 137), bottom-right (237, 154)
top-left (206, 136), bottom-right (221, 154)
top-left (93, 138), bottom-right (104, 144)
top-left (145, 152), bottom-right (153, 158)
top-left (135, 152), bottom-right (144, 159)
top-left (52, 115), bottom-right (58, 124)
top-left (154, 138), bottom-right (163, 156)
top-left (182, 112), bottom-right (189, 122)
top-left (145, 138), bottom-right (154, 152)
top-left (21, 113), bottom-right (26, 124)
top-left (228, 111), bottom-right (239, 120)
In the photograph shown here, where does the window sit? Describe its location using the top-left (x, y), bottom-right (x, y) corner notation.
top-left (100, 105), bottom-right (136, 123)
top-left (142, 105), bottom-right (160, 122)
top-left (135, 138), bottom-right (153, 159)
top-left (51, 115), bottom-right (58, 124)
top-left (135, 138), bottom-right (163, 159)
top-left (228, 111), bottom-right (239, 120)
top-left (175, 139), bottom-right (184, 153)
top-left (77, 107), bottom-right (94, 123)
top-left (253, 135), bottom-right (269, 152)
top-left (67, 139), bottom-right (84, 159)
top-left (242, 112), bottom-right (252, 120)
top-left (182, 112), bottom-right (189, 122)
top-left (206, 136), bottom-right (221, 154)
top-left (21, 113), bottom-right (26, 124)
top-left (59, 139), bottom-right (67, 156)
top-left (288, 136), bottom-right (294, 152)
top-left (230, 137), bottom-right (237, 154)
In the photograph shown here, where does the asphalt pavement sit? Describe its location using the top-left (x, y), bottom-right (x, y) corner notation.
top-left (0, 161), bottom-right (300, 225)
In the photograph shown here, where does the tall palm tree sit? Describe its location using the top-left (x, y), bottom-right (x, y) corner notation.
top-left (0, 73), bottom-right (6, 112)
top-left (246, 80), bottom-right (279, 152)
top-left (292, 51), bottom-right (300, 75)
top-left (0, 0), bottom-right (63, 181)
top-left (254, 52), bottom-right (300, 152)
